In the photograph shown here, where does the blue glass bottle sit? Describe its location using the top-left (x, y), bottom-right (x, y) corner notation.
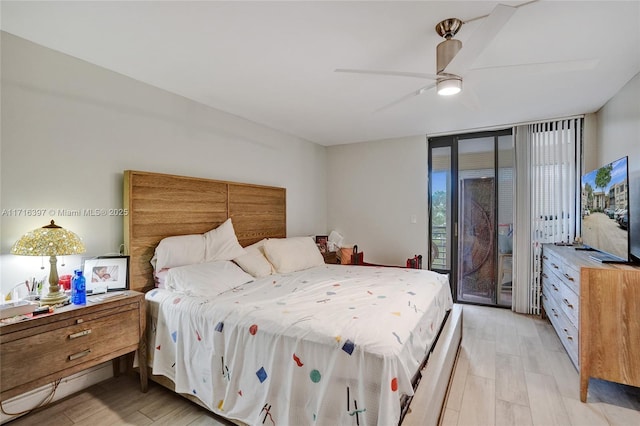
top-left (71, 269), bottom-right (79, 302)
top-left (72, 270), bottom-right (86, 305)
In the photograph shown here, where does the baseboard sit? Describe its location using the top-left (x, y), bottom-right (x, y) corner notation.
top-left (0, 362), bottom-right (113, 424)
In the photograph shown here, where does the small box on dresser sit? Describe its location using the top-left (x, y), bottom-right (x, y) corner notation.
top-left (322, 251), bottom-right (338, 264)
top-left (541, 244), bottom-right (640, 402)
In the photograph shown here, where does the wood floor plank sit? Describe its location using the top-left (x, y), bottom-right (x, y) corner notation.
top-left (525, 371), bottom-right (572, 426)
top-left (440, 408), bottom-right (459, 426)
top-left (73, 409), bottom-right (153, 426)
top-left (495, 353), bottom-right (529, 407)
top-left (495, 322), bottom-right (520, 356)
top-left (187, 416), bottom-right (237, 426)
top-left (561, 396), bottom-right (609, 426)
top-left (445, 350), bottom-right (470, 411)
top-left (466, 338), bottom-right (496, 380)
top-left (138, 388), bottom-right (199, 421)
top-left (534, 321), bottom-right (565, 353)
top-left (495, 399), bottom-right (533, 426)
top-left (512, 312), bottom-right (539, 337)
top-left (5, 408), bottom-right (74, 426)
top-left (598, 404), bottom-right (640, 426)
top-left (518, 334), bottom-right (549, 374)
top-left (456, 375), bottom-right (496, 426)
top-left (545, 341), bottom-right (581, 400)
top-left (477, 315), bottom-right (498, 342)
top-left (147, 403), bottom-right (216, 426)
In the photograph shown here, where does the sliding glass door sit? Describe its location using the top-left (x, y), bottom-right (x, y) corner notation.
top-left (428, 129), bottom-right (513, 307)
top-left (429, 146), bottom-right (454, 276)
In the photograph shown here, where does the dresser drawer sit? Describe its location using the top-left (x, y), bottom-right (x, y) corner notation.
top-left (542, 262), bottom-right (562, 295)
top-left (544, 249), bottom-right (580, 295)
top-left (542, 287), bottom-right (561, 326)
top-left (543, 264), bottom-right (579, 328)
top-left (543, 290), bottom-right (578, 368)
top-left (557, 314), bottom-right (579, 368)
top-left (1, 306), bottom-right (139, 392)
top-left (558, 284), bottom-right (579, 328)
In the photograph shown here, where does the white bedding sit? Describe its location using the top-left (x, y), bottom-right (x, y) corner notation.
top-left (146, 264), bottom-right (453, 425)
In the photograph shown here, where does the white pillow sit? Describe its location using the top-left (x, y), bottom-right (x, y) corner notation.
top-left (165, 261), bottom-right (254, 297)
top-left (204, 218), bottom-right (246, 262)
top-left (263, 237), bottom-right (324, 273)
top-left (153, 234), bottom-right (205, 271)
top-left (233, 239), bottom-right (273, 277)
top-left (154, 268), bottom-right (170, 288)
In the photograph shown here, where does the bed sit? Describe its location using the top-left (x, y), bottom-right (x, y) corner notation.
top-left (123, 170), bottom-right (462, 426)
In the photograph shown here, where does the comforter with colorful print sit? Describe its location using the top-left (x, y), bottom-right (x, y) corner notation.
top-left (146, 264), bottom-right (452, 426)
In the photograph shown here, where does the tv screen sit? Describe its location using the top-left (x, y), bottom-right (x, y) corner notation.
top-left (581, 156), bottom-right (629, 262)
top-left (631, 171), bottom-right (640, 262)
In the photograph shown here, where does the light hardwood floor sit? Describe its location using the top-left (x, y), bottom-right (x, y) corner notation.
top-left (5, 304), bottom-right (640, 426)
top-left (443, 304), bottom-right (640, 426)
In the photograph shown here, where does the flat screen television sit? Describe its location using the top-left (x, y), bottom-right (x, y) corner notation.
top-left (580, 156), bottom-right (629, 263)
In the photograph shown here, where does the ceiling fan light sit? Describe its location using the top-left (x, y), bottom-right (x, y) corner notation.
top-left (437, 77), bottom-right (462, 96)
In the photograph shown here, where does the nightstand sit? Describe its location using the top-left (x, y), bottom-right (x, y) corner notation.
top-left (0, 291), bottom-right (147, 402)
top-left (322, 251), bottom-right (338, 264)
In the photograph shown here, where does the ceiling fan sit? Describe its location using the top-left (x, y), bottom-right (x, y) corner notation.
top-left (335, 1), bottom-right (589, 110)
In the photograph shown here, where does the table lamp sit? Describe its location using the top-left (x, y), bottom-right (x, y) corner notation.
top-left (11, 220), bottom-right (86, 305)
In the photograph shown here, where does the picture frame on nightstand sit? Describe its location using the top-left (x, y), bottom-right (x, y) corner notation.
top-left (316, 235), bottom-right (328, 253)
top-left (82, 255), bottom-right (130, 293)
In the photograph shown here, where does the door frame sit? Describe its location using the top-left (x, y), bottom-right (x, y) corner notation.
top-left (428, 128), bottom-right (512, 305)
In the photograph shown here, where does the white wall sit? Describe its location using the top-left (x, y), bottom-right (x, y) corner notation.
top-left (596, 71), bottom-right (640, 260)
top-left (596, 72), bottom-right (640, 172)
top-left (0, 32), bottom-right (327, 293)
top-left (326, 136), bottom-right (428, 265)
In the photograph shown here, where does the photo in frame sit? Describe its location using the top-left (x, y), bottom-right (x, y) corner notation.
top-left (315, 235), bottom-right (328, 253)
top-left (82, 255), bottom-right (130, 293)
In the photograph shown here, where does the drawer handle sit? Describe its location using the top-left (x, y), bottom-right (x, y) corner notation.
top-left (69, 349), bottom-right (91, 361)
top-left (543, 255), bottom-right (548, 260)
top-left (563, 273), bottom-right (574, 282)
top-left (551, 308), bottom-right (558, 317)
top-left (551, 263), bottom-right (559, 269)
top-left (542, 273), bottom-right (548, 279)
top-left (563, 299), bottom-right (574, 309)
top-left (552, 284), bottom-right (558, 291)
top-left (562, 328), bottom-right (574, 341)
top-left (69, 329), bottom-right (92, 339)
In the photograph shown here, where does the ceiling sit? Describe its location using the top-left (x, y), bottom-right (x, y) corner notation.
top-left (1, 1), bottom-right (639, 146)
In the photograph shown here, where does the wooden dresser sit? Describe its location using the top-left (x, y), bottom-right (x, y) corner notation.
top-left (0, 291), bottom-right (147, 402)
top-left (541, 244), bottom-right (640, 402)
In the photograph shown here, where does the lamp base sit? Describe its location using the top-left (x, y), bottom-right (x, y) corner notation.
top-left (39, 291), bottom-right (69, 306)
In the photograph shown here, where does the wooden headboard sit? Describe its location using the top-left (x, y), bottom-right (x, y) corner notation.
top-left (123, 170), bottom-right (286, 292)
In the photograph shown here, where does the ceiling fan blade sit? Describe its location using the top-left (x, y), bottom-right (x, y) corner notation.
top-left (335, 68), bottom-right (440, 80)
top-left (470, 59), bottom-right (599, 76)
top-left (374, 82), bottom-right (437, 112)
top-left (444, 4), bottom-right (517, 76)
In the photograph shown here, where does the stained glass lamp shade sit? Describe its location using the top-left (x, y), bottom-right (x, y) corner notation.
top-left (11, 220), bottom-right (86, 305)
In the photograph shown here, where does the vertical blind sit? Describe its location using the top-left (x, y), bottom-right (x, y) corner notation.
top-left (513, 118), bottom-right (582, 315)
top-left (527, 118), bottom-right (582, 315)
top-left (530, 119), bottom-right (583, 245)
